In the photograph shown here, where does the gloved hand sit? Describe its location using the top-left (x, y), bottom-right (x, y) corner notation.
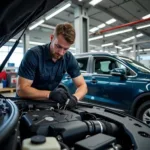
top-left (67, 95), bottom-right (78, 109)
top-left (49, 88), bottom-right (68, 104)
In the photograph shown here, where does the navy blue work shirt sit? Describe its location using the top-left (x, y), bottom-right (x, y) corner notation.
top-left (18, 43), bottom-right (81, 91)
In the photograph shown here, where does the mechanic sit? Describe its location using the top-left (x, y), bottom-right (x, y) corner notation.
top-left (16, 22), bottom-right (87, 108)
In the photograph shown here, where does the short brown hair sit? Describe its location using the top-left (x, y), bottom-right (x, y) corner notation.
top-left (54, 22), bottom-right (75, 44)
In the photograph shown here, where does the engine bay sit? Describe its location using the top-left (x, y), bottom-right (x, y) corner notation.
top-left (0, 97), bottom-right (150, 150)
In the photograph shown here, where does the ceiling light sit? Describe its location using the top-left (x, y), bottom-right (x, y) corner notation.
top-left (69, 47), bottom-right (76, 50)
top-left (136, 24), bottom-right (150, 29)
top-left (45, 1), bottom-right (71, 20)
top-left (101, 43), bottom-right (113, 47)
top-left (97, 23), bottom-right (106, 29)
top-left (9, 39), bottom-right (23, 43)
top-left (144, 49), bottom-right (150, 51)
top-left (99, 50), bottom-right (103, 52)
top-left (120, 52), bottom-right (124, 55)
top-left (89, 0), bottom-right (103, 6)
top-left (120, 47), bottom-right (132, 51)
top-left (142, 14), bottom-right (150, 19)
top-left (78, 0), bottom-right (82, 1)
top-left (122, 36), bottom-right (135, 42)
top-left (111, 51), bottom-right (116, 53)
top-left (104, 29), bottom-right (133, 37)
top-left (115, 46), bottom-right (122, 49)
top-left (106, 18), bottom-right (116, 25)
top-left (39, 24), bottom-right (55, 29)
top-left (29, 41), bottom-right (45, 45)
top-left (91, 50), bottom-right (97, 52)
top-left (89, 27), bottom-right (99, 33)
top-left (136, 33), bottom-right (143, 37)
top-left (89, 35), bottom-right (103, 41)
top-left (29, 20), bottom-right (44, 30)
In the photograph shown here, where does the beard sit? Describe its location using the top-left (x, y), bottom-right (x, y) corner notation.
top-left (51, 51), bottom-right (62, 60)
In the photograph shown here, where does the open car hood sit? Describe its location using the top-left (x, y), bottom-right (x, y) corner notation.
top-left (0, 0), bottom-right (63, 47)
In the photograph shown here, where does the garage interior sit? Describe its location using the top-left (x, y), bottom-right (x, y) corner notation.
top-left (1, 0), bottom-right (150, 150)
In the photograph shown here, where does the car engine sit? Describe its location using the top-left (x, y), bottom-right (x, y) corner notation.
top-left (0, 97), bottom-right (150, 150)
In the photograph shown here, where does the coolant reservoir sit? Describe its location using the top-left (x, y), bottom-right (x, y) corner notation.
top-left (22, 135), bottom-right (61, 150)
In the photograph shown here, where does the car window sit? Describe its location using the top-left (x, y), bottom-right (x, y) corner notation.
top-left (116, 61), bottom-right (135, 76)
top-left (94, 57), bottom-right (135, 76)
top-left (76, 57), bottom-right (88, 73)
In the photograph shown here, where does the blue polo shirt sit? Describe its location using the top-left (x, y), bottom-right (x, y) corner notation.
top-left (18, 43), bottom-right (81, 91)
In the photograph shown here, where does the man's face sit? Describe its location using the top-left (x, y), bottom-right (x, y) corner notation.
top-left (51, 34), bottom-right (71, 60)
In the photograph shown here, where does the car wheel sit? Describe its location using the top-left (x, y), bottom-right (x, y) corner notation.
top-left (136, 101), bottom-right (150, 126)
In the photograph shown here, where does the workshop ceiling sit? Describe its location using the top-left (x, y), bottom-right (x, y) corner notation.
top-left (9, 0), bottom-right (150, 52)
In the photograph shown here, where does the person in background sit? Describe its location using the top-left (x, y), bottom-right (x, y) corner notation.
top-left (16, 22), bottom-right (88, 108)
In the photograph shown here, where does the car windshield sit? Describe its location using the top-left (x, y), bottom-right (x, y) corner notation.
top-left (119, 57), bottom-right (150, 73)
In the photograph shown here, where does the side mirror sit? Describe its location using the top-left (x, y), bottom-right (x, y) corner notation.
top-left (111, 68), bottom-right (126, 77)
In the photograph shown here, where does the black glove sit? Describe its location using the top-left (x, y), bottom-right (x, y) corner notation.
top-left (49, 88), bottom-right (68, 104)
top-left (67, 95), bottom-right (78, 108)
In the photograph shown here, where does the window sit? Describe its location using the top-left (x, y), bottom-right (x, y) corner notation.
top-left (0, 45), bottom-right (23, 68)
top-left (76, 57), bottom-right (88, 72)
top-left (94, 57), bottom-right (135, 76)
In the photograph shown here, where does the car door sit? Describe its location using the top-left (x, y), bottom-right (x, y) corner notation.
top-left (88, 56), bottom-right (134, 110)
top-left (62, 56), bottom-right (91, 101)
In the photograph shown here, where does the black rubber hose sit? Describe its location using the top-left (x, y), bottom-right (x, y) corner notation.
top-left (59, 141), bottom-right (70, 150)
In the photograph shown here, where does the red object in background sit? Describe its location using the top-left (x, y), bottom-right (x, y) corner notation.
top-left (0, 71), bottom-right (7, 80)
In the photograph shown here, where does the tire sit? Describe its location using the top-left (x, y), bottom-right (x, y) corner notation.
top-left (136, 101), bottom-right (150, 126)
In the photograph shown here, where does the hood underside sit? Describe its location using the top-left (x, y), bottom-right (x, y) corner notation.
top-left (0, 0), bottom-right (64, 47)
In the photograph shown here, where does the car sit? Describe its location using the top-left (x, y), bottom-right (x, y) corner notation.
top-left (62, 52), bottom-right (150, 125)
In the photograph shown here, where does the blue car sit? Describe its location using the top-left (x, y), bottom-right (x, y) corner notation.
top-left (62, 52), bottom-right (150, 125)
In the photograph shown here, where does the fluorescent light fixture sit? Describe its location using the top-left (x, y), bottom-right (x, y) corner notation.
top-left (89, 35), bottom-right (103, 41)
top-left (120, 52), bottom-right (124, 55)
top-left (9, 39), bottom-right (22, 43)
top-left (105, 28), bottom-right (133, 37)
top-left (9, 39), bottom-right (45, 45)
top-left (136, 33), bottom-right (143, 37)
top-left (29, 20), bottom-right (44, 30)
top-left (45, 1), bottom-right (71, 20)
top-left (39, 24), bottom-right (55, 29)
top-left (142, 14), bottom-right (150, 19)
top-left (29, 41), bottom-right (45, 45)
top-left (115, 46), bottom-right (122, 49)
top-left (101, 43), bottom-right (113, 47)
top-left (136, 24), bottom-right (150, 29)
top-left (111, 51), bottom-right (116, 53)
top-left (122, 36), bottom-right (135, 42)
top-left (120, 47), bottom-right (132, 51)
top-left (91, 50), bottom-right (97, 52)
top-left (144, 49), bottom-right (150, 51)
top-left (89, 27), bottom-right (99, 33)
top-left (130, 50), bottom-right (143, 52)
top-left (98, 23), bottom-right (106, 29)
top-left (99, 50), bottom-right (103, 52)
top-left (69, 47), bottom-right (76, 50)
top-left (106, 18), bottom-right (116, 25)
top-left (89, 0), bottom-right (103, 6)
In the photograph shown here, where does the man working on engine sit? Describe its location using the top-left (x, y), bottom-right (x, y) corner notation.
top-left (16, 22), bottom-right (87, 108)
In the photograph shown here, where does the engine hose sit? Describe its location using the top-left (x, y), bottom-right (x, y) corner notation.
top-left (59, 141), bottom-right (70, 150)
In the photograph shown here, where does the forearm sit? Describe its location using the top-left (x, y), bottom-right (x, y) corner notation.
top-left (73, 83), bottom-right (88, 101)
top-left (17, 86), bottom-right (50, 100)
